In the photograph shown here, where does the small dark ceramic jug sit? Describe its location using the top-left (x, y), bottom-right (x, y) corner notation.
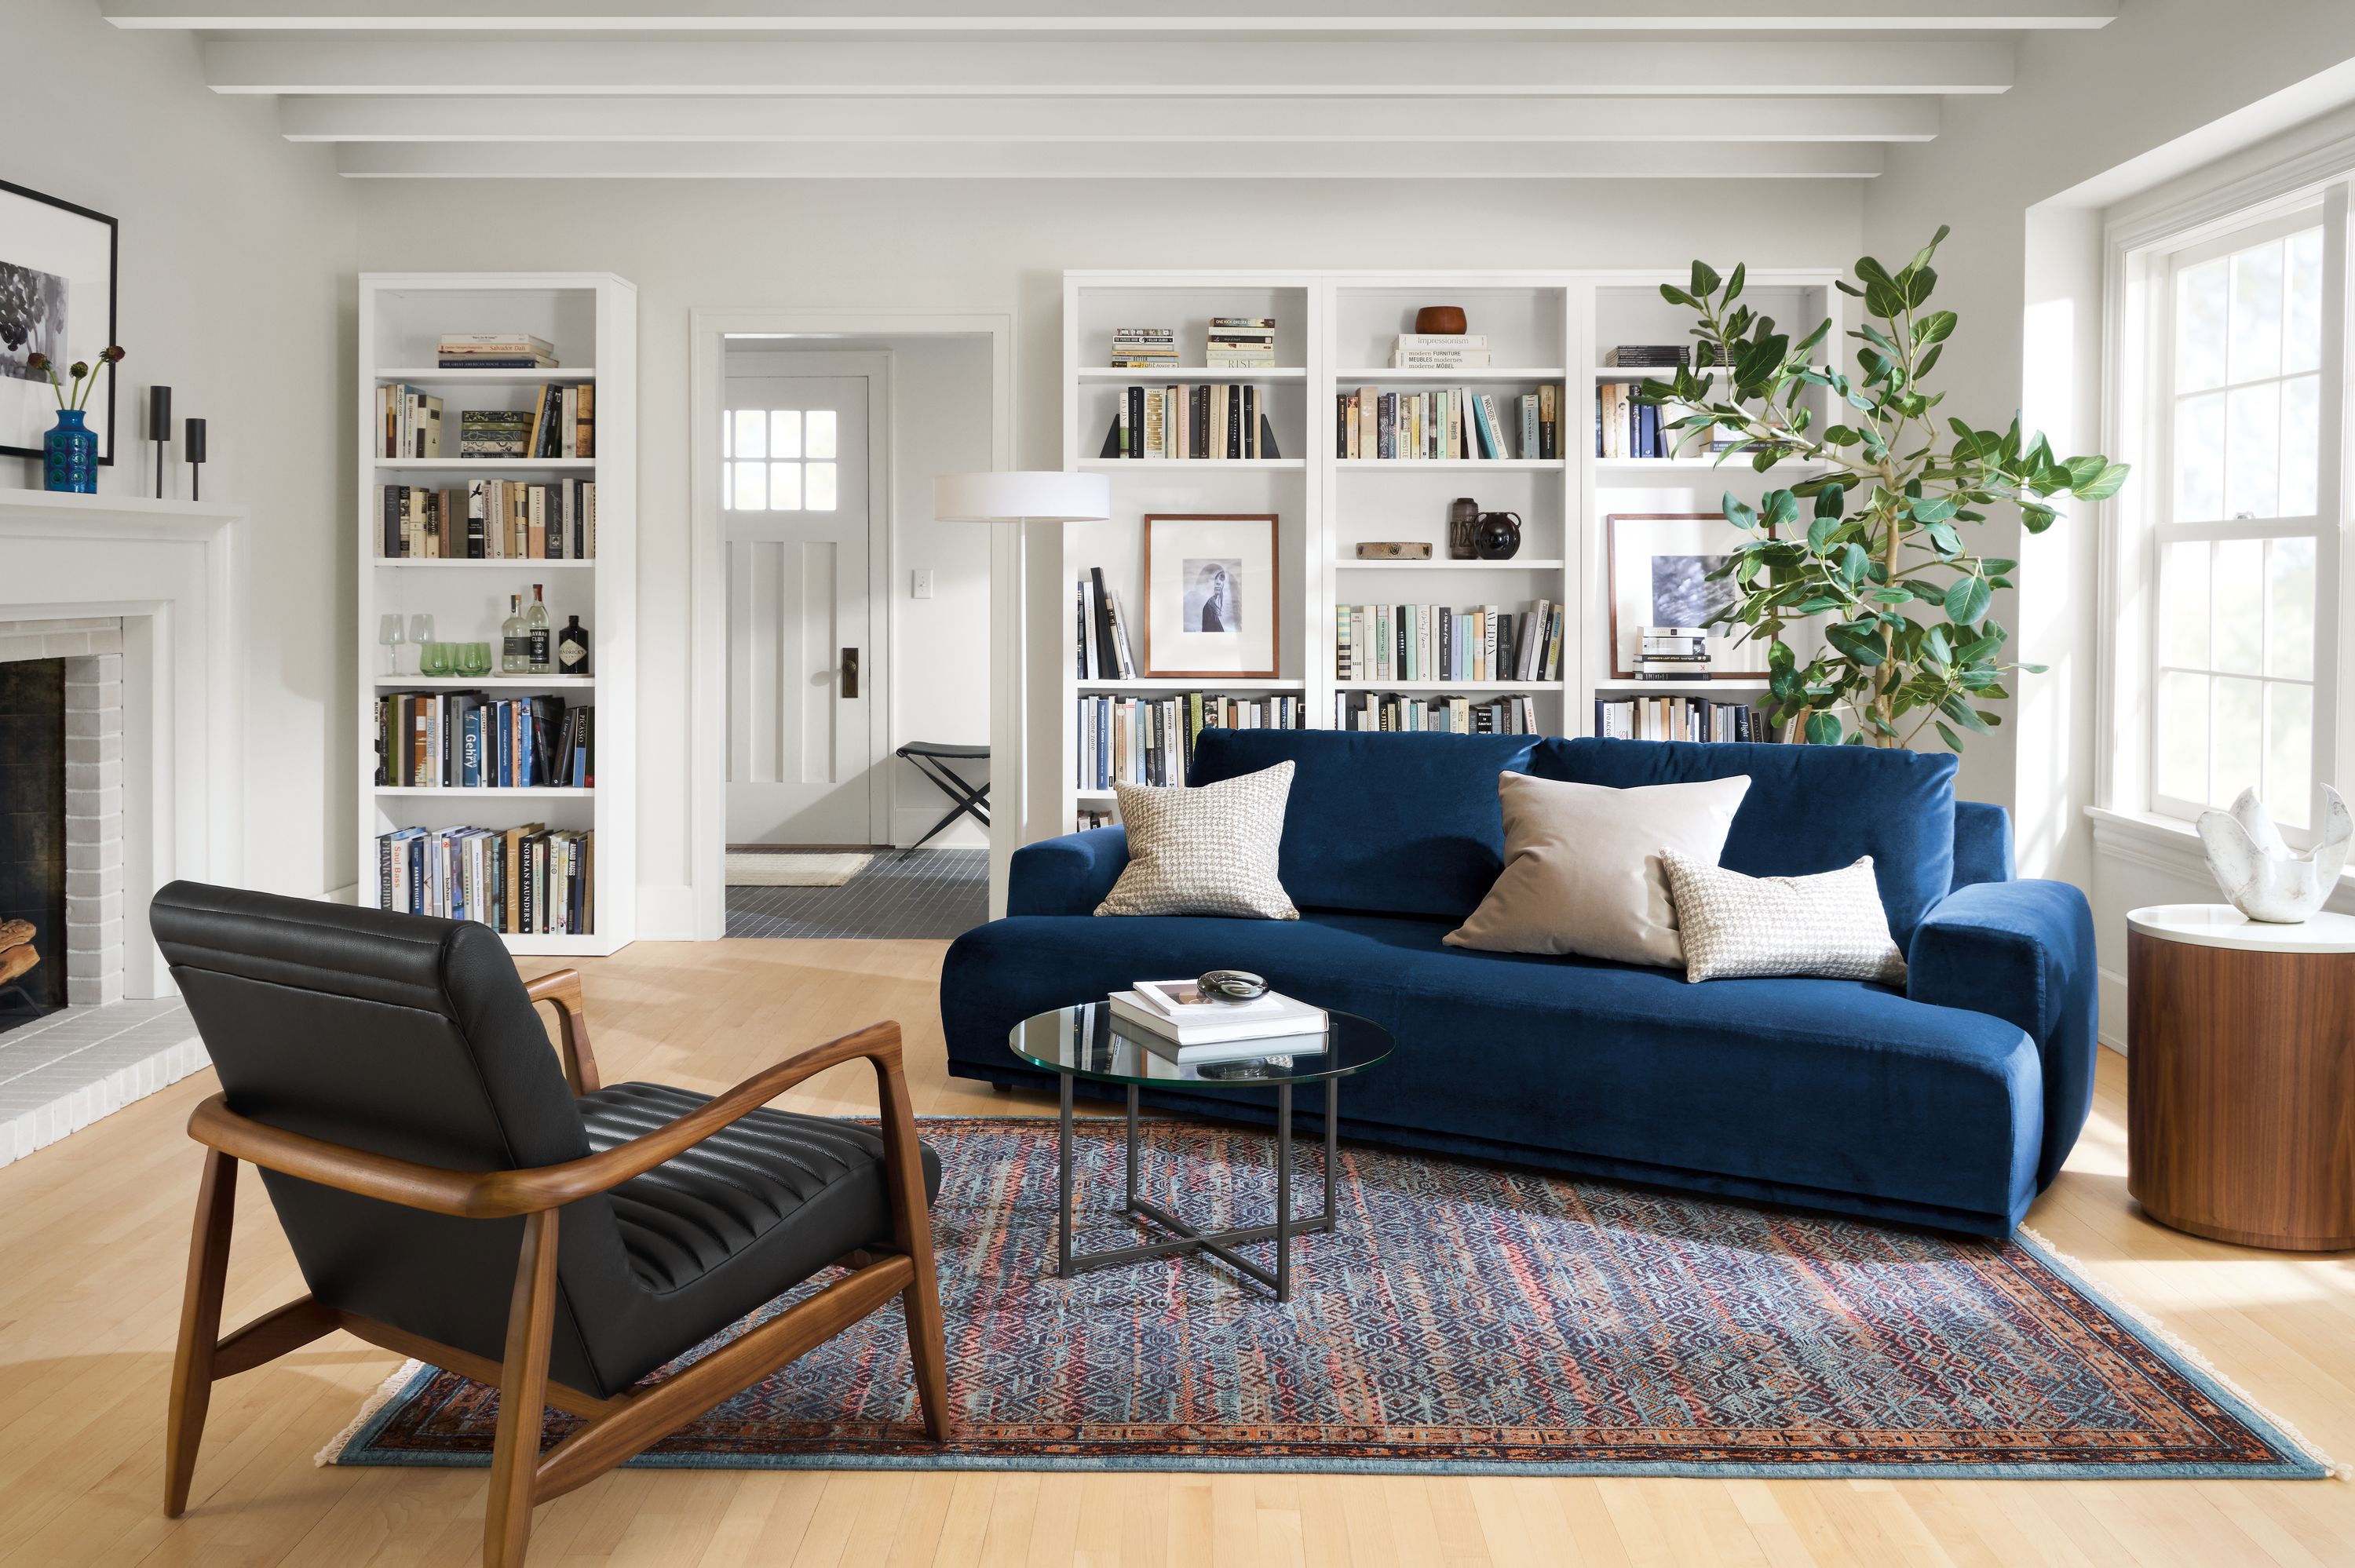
top-left (1473, 510), bottom-right (1522, 560)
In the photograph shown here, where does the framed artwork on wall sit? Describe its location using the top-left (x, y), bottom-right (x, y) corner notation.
top-left (1605, 512), bottom-right (1773, 680)
top-left (0, 180), bottom-right (119, 465)
top-left (1142, 512), bottom-right (1280, 678)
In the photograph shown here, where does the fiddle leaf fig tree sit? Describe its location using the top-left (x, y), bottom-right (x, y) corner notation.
top-left (1633, 227), bottom-right (2130, 749)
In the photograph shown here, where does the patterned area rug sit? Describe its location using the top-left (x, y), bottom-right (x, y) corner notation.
top-left (723, 851), bottom-right (872, 887)
top-left (327, 1117), bottom-right (2331, 1479)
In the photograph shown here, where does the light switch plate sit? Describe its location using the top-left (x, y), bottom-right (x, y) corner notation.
top-left (911, 569), bottom-right (934, 599)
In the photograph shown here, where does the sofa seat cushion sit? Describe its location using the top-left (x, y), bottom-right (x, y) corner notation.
top-left (1535, 738), bottom-right (1958, 951)
top-left (579, 1082), bottom-right (942, 1295)
top-left (942, 911), bottom-right (2043, 1227)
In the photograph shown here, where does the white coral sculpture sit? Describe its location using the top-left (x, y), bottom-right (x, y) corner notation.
top-left (2196, 785), bottom-right (2353, 923)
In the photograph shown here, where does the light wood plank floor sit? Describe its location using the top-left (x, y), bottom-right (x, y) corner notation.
top-left (2, 938), bottom-right (2350, 1567)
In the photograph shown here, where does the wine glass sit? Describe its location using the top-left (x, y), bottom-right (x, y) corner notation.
top-left (377, 614), bottom-right (405, 676)
top-left (408, 613), bottom-right (436, 650)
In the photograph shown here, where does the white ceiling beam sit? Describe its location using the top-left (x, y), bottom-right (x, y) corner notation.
top-left (111, 0), bottom-right (2113, 32)
top-left (333, 139), bottom-right (1885, 177)
top-left (278, 93), bottom-right (1939, 143)
top-left (206, 40), bottom-right (2014, 95)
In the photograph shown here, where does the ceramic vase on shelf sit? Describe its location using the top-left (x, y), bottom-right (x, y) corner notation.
top-left (1448, 497), bottom-right (1480, 560)
top-left (43, 409), bottom-right (97, 494)
top-left (1473, 510), bottom-right (1523, 561)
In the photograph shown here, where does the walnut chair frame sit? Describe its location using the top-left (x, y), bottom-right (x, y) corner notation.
top-left (163, 971), bottom-right (951, 1568)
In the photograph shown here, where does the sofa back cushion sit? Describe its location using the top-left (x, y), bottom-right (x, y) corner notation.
top-left (1188, 727), bottom-right (1539, 917)
top-left (1533, 738), bottom-right (1957, 948)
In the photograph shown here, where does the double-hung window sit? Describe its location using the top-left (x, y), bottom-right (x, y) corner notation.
top-left (2145, 195), bottom-right (2346, 837)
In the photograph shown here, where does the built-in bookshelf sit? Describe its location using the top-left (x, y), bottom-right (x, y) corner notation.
top-left (1057, 268), bottom-right (1844, 833)
top-left (356, 272), bottom-right (637, 955)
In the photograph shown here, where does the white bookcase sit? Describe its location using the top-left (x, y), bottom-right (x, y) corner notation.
top-left (1057, 268), bottom-right (1843, 834)
top-left (356, 272), bottom-right (637, 955)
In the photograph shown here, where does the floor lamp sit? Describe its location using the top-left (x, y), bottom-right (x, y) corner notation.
top-left (933, 471), bottom-right (1112, 917)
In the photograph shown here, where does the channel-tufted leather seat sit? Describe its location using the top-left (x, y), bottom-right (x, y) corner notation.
top-left (151, 881), bottom-right (951, 1568)
top-left (579, 1082), bottom-right (942, 1294)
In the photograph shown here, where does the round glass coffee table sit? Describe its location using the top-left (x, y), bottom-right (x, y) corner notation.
top-left (1010, 1001), bottom-right (1394, 1302)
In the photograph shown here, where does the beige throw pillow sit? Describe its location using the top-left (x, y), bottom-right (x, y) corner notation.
top-left (1444, 771), bottom-right (1751, 968)
top-left (1661, 851), bottom-right (1907, 984)
top-left (1097, 761), bottom-right (1300, 920)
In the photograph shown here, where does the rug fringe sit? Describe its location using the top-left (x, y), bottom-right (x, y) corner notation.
top-left (316, 1358), bottom-right (425, 1467)
top-left (2017, 1224), bottom-right (2349, 1481)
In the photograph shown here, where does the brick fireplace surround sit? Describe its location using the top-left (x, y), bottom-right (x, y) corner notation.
top-left (0, 493), bottom-right (243, 1167)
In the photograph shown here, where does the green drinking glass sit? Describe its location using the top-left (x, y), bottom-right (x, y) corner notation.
top-left (420, 641), bottom-right (452, 678)
top-left (462, 642), bottom-right (493, 678)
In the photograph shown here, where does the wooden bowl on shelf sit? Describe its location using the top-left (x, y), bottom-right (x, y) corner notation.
top-left (1414, 306), bottom-right (1467, 336)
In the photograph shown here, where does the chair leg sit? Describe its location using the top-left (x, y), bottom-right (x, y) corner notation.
top-left (485, 1209), bottom-right (560, 1568)
top-left (901, 1269), bottom-right (951, 1442)
top-left (872, 1042), bottom-right (951, 1441)
top-left (165, 1149), bottom-right (237, 1517)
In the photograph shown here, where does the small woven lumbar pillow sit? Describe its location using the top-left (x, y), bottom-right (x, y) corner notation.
top-left (1660, 849), bottom-right (1906, 985)
top-left (1097, 761), bottom-right (1299, 919)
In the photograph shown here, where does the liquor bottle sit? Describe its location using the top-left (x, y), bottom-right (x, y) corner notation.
top-left (526, 583), bottom-right (551, 673)
top-left (557, 614), bottom-right (590, 676)
top-left (501, 593), bottom-right (529, 674)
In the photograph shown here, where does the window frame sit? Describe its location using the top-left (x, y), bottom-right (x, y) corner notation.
top-left (2107, 173), bottom-right (2353, 849)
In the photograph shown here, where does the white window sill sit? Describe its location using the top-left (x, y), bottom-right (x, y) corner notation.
top-left (2086, 801), bottom-right (2355, 899)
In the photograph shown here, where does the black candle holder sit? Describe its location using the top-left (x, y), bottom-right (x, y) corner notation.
top-left (184, 417), bottom-right (206, 501)
top-left (149, 385), bottom-right (171, 498)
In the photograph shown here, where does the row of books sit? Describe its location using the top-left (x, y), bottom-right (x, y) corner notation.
top-left (1335, 600), bottom-right (1565, 684)
top-left (437, 332), bottom-right (560, 370)
top-left (1337, 385), bottom-right (1560, 461)
top-left (1602, 344), bottom-right (1689, 368)
top-left (378, 824), bottom-right (591, 935)
top-left (380, 480), bottom-right (597, 560)
top-left (1594, 695), bottom-right (1773, 742)
top-left (376, 382), bottom-right (592, 461)
top-left (1336, 692), bottom-right (1542, 734)
top-left (1391, 332), bottom-right (1492, 370)
top-left (1102, 385), bottom-right (1282, 460)
top-left (375, 692), bottom-right (595, 789)
top-left (1597, 382), bottom-right (1676, 459)
top-left (1075, 568), bottom-right (1138, 680)
top-left (1076, 693), bottom-right (1305, 790)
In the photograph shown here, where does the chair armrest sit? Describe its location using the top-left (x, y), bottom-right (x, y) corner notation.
top-left (1006, 827), bottom-right (1129, 916)
top-left (1906, 879), bottom-right (2098, 1188)
top-left (524, 968), bottom-right (601, 1092)
top-left (188, 1020), bottom-right (915, 1220)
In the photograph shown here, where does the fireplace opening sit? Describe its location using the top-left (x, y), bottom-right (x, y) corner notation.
top-left (0, 659), bottom-right (66, 1034)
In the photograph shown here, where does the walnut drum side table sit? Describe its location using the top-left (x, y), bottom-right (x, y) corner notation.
top-left (2127, 904), bottom-right (2355, 1251)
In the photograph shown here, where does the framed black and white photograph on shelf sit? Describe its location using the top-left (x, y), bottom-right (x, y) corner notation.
top-left (1605, 512), bottom-right (1773, 680)
top-left (0, 180), bottom-right (119, 464)
top-left (1142, 512), bottom-right (1280, 678)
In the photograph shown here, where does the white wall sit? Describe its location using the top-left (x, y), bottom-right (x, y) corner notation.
top-left (12, 2), bottom-right (357, 899)
top-left (354, 178), bottom-right (1863, 926)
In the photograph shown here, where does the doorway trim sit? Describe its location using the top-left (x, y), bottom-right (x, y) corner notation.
top-left (687, 309), bottom-right (1013, 942)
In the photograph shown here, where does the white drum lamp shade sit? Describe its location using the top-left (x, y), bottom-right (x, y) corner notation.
top-left (934, 471), bottom-right (1111, 523)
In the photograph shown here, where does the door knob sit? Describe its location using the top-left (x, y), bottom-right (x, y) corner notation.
top-left (841, 647), bottom-right (860, 699)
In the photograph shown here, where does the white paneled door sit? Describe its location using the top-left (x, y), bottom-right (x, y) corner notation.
top-left (725, 362), bottom-right (882, 844)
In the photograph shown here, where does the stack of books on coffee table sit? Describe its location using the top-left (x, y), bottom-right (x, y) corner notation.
top-left (1109, 979), bottom-right (1328, 1063)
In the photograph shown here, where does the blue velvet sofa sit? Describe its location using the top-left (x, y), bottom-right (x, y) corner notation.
top-left (940, 729), bottom-right (2097, 1237)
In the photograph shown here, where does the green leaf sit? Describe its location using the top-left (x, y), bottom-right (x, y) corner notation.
top-left (1911, 310), bottom-right (1958, 347)
top-left (1825, 621), bottom-right (1884, 665)
top-left (1659, 284), bottom-right (1696, 308)
top-left (1824, 424), bottom-right (1862, 447)
top-left (1926, 520), bottom-right (1963, 556)
top-left (1946, 576), bottom-right (1992, 626)
top-left (1807, 515), bottom-right (1839, 553)
top-left (1911, 496), bottom-right (1959, 523)
top-left (1691, 261), bottom-right (1722, 298)
top-left (2075, 461), bottom-right (2131, 501)
top-left (1934, 720), bottom-right (1962, 751)
top-left (1724, 262), bottom-right (1745, 304)
top-left (1904, 266), bottom-right (1937, 308)
top-left (1813, 483), bottom-right (1846, 519)
top-left (1763, 490), bottom-right (1802, 532)
top-left (1864, 280), bottom-right (1908, 319)
top-left (1806, 712), bottom-right (1845, 746)
top-left (1838, 543), bottom-right (1870, 585)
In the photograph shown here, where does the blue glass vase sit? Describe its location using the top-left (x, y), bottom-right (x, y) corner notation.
top-left (42, 409), bottom-right (97, 494)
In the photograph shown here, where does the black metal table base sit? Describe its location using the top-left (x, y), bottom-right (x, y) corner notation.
top-left (1054, 1074), bottom-right (1340, 1302)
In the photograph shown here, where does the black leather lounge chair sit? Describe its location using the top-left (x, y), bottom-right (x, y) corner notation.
top-left (150, 881), bottom-right (949, 1568)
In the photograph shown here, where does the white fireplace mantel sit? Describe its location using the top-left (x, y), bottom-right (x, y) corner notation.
top-left (0, 489), bottom-right (243, 997)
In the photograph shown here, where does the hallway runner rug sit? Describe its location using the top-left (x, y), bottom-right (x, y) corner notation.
top-left (326, 1116), bottom-right (2332, 1479)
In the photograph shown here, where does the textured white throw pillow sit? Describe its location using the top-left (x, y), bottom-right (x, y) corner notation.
top-left (1097, 761), bottom-right (1299, 919)
top-left (1660, 851), bottom-right (1907, 984)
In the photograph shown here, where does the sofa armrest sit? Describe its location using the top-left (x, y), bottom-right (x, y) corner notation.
top-left (1907, 878), bottom-right (2097, 1190)
top-left (1006, 828), bottom-right (1130, 917)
